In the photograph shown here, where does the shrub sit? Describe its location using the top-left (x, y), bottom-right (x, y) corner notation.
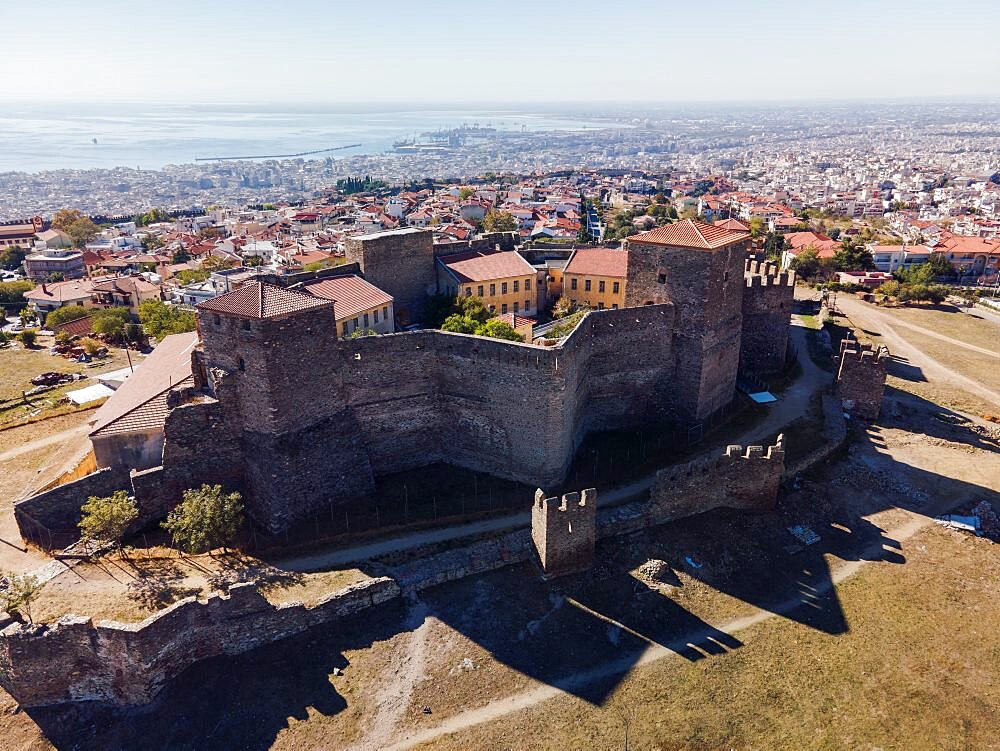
top-left (44, 305), bottom-right (90, 327)
top-left (875, 280), bottom-right (901, 298)
top-left (54, 331), bottom-right (73, 345)
top-left (79, 491), bottom-right (138, 552)
top-left (0, 571), bottom-right (43, 624)
top-left (162, 484), bottom-right (245, 554)
top-left (79, 336), bottom-right (103, 355)
top-left (474, 318), bottom-right (523, 342)
top-left (16, 329), bottom-right (37, 347)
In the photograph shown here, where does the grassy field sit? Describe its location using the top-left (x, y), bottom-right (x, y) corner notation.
top-left (879, 303), bottom-right (1000, 353)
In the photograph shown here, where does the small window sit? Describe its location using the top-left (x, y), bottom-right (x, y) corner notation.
top-left (513, 280), bottom-right (520, 292)
top-left (598, 280), bottom-right (605, 293)
top-left (513, 302), bottom-right (519, 313)
top-left (490, 283), bottom-right (496, 295)
top-left (363, 312), bottom-right (369, 328)
top-left (465, 287), bottom-right (472, 297)
top-left (571, 278), bottom-right (578, 290)
top-left (383, 306), bottom-right (388, 320)
top-left (213, 314), bottom-right (221, 326)
top-left (489, 304), bottom-right (496, 312)
top-left (501, 282), bottom-right (508, 294)
top-left (598, 302), bottom-right (605, 310)
top-left (524, 299), bottom-right (530, 310)
top-left (238, 357), bottom-right (245, 372)
top-left (525, 277), bottom-right (532, 289)
top-left (374, 309), bottom-right (379, 323)
top-left (477, 285), bottom-right (484, 296)
top-left (353, 317), bottom-right (359, 330)
top-left (613, 281), bottom-right (620, 294)
top-left (241, 319), bottom-right (251, 331)
top-left (612, 304), bottom-right (619, 309)
top-left (657, 272), bottom-right (667, 284)
top-left (501, 303), bottom-right (508, 314)
top-left (585, 279), bottom-right (592, 292)
top-left (343, 321), bottom-right (349, 335)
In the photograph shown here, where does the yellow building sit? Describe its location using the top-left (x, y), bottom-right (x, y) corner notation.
top-left (302, 274), bottom-right (395, 336)
top-left (563, 248), bottom-right (628, 310)
top-left (436, 249), bottom-right (538, 316)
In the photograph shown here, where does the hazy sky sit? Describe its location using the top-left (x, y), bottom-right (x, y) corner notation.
top-left (2, 0), bottom-right (998, 104)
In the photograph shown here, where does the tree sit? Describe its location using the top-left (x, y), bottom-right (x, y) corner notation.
top-left (66, 217), bottom-right (99, 248)
top-left (832, 238), bottom-right (874, 272)
top-left (551, 295), bottom-right (574, 319)
top-left (459, 187), bottom-right (475, 200)
top-left (138, 299), bottom-right (197, 338)
top-left (0, 331), bottom-right (11, 347)
top-left (0, 245), bottom-right (28, 271)
top-left (482, 209), bottom-right (517, 233)
top-left (162, 484), bottom-right (245, 554)
top-left (876, 280), bottom-right (901, 298)
top-left (172, 248), bottom-right (191, 264)
top-left (141, 235), bottom-right (164, 251)
top-left (242, 254), bottom-right (264, 268)
top-left (79, 490), bottom-right (138, 553)
top-left (16, 329), bottom-right (37, 347)
top-left (441, 313), bottom-right (478, 334)
top-left (0, 571), bottom-right (44, 624)
top-left (789, 247), bottom-right (821, 279)
top-left (762, 232), bottom-right (787, 261)
top-left (474, 318), bottom-right (523, 342)
top-left (925, 253), bottom-right (954, 278)
top-left (18, 307), bottom-right (37, 326)
top-left (43, 305), bottom-right (90, 327)
top-left (748, 217), bottom-right (765, 238)
top-left (91, 308), bottom-right (130, 340)
top-left (51, 208), bottom-right (85, 231)
top-left (899, 263), bottom-right (936, 285)
top-left (135, 208), bottom-right (172, 227)
top-left (200, 255), bottom-right (236, 273)
top-left (456, 295), bottom-right (491, 324)
top-left (79, 336), bottom-right (103, 355)
top-left (0, 280), bottom-right (33, 305)
top-left (174, 269), bottom-right (210, 285)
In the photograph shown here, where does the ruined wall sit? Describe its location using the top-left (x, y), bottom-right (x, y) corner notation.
top-left (344, 228), bottom-right (435, 324)
top-left (624, 237), bottom-right (749, 421)
top-left (531, 488), bottom-right (597, 579)
top-left (432, 231), bottom-right (519, 256)
top-left (649, 435), bottom-right (785, 522)
top-left (14, 467), bottom-right (132, 534)
top-left (836, 339), bottom-right (889, 420)
top-left (0, 578), bottom-right (400, 709)
top-left (741, 260), bottom-right (795, 376)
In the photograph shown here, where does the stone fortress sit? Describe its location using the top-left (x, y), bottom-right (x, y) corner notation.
top-left (16, 220), bottom-right (796, 538)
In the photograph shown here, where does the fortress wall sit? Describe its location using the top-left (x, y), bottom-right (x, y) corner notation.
top-left (14, 467), bottom-right (132, 535)
top-left (344, 229), bottom-right (435, 324)
top-left (741, 261), bottom-right (795, 375)
top-left (0, 578), bottom-right (401, 709)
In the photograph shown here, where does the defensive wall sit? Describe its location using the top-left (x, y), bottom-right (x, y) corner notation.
top-left (344, 228), bottom-right (435, 324)
top-left (198, 301), bottom-right (675, 533)
top-left (741, 259), bottom-right (795, 376)
top-left (531, 488), bottom-right (597, 579)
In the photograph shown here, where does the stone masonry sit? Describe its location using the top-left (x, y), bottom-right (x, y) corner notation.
top-left (741, 259), bottom-right (795, 376)
top-left (344, 227), bottom-right (435, 325)
top-left (649, 435), bottom-right (785, 521)
top-left (531, 488), bottom-right (597, 579)
top-left (836, 338), bottom-right (889, 420)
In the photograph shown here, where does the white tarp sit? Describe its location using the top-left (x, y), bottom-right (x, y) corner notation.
top-left (66, 383), bottom-right (115, 405)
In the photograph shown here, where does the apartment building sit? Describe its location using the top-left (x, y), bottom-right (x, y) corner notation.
top-left (562, 248), bottom-right (628, 310)
top-left (436, 249), bottom-right (537, 316)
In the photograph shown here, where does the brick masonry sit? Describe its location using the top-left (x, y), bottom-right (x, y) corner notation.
top-left (836, 338), bottom-right (889, 420)
top-left (531, 488), bottom-right (597, 579)
top-left (741, 259), bottom-right (795, 375)
top-left (344, 228), bottom-right (436, 325)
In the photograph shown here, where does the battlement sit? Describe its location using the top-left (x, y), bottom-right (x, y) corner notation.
top-left (723, 433), bottom-right (785, 461)
top-left (836, 337), bottom-right (889, 419)
top-left (531, 488), bottom-right (597, 579)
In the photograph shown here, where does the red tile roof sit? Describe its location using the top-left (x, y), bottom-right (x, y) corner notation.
top-left (197, 281), bottom-right (333, 320)
top-left (89, 332), bottom-right (199, 437)
top-left (630, 219), bottom-right (748, 250)
top-left (437, 250), bottom-right (535, 283)
top-left (565, 248), bottom-right (628, 278)
top-left (301, 275), bottom-right (394, 321)
top-left (496, 312), bottom-right (535, 330)
top-left (713, 218), bottom-right (750, 231)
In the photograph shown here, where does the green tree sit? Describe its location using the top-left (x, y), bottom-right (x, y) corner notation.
top-left (789, 247), bottom-right (821, 279)
top-left (242, 254), bottom-right (265, 267)
top-left (876, 280), bottom-right (901, 298)
top-left (423, 294), bottom-right (457, 328)
top-left (925, 253), bottom-right (954, 278)
top-left (0, 245), bottom-right (28, 271)
top-left (748, 217), bottom-right (765, 238)
top-left (138, 299), bottom-right (197, 338)
top-left (456, 295), bottom-right (491, 324)
top-left (763, 232), bottom-right (787, 261)
top-left (135, 208), bottom-right (172, 227)
top-left (141, 235), bottom-right (164, 251)
top-left (172, 248), bottom-right (192, 264)
top-left (43, 305), bottom-right (90, 327)
top-left (832, 238), bottom-right (874, 272)
top-left (16, 329), bottom-right (37, 347)
top-left (79, 490), bottom-right (138, 553)
top-left (0, 280), bottom-right (33, 305)
top-left (551, 295), bottom-right (574, 319)
top-left (18, 307), bottom-right (37, 326)
top-left (899, 263), bottom-right (936, 285)
top-left (66, 217), bottom-right (99, 248)
top-left (200, 256), bottom-right (236, 273)
top-left (0, 570), bottom-right (44, 624)
top-left (459, 187), bottom-right (475, 200)
top-left (51, 208), bottom-right (85, 231)
top-left (0, 331), bottom-right (12, 347)
top-left (482, 209), bottom-right (518, 233)
top-left (441, 313), bottom-right (478, 334)
top-left (91, 308), bottom-right (130, 340)
top-left (175, 269), bottom-right (210, 285)
top-left (162, 484), bottom-right (245, 554)
top-left (474, 318), bottom-right (523, 342)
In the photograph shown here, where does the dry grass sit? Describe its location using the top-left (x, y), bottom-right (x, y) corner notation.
top-left (881, 303), bottom-right (1000, 353)
top-left (415, 524), bottom-right (999, 751)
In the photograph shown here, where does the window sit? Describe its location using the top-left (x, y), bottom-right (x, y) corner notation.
top-left (490, 283), bottom-right (496, 295)
top-left (382, 306), bottom-right (388, 320)
top-left (489, 304), bottom-right (496, 312)
top-left (524, 299), bottom-right (530, 310)
top-left (477, 285), bottom-right (484, 297)
top-left (612, 304), bottom-right (619, 309)
top-left (353, 317), bottom-right (359, 330)
top-left (465, 287), bottom-right (472, 297)
top-left (363, 312), bottom-right (369, 328)
top-left (241, 319), bottom-right (251, 331)
top-left (374, 309), bottom-right (379, 323)
top-left (343, 321), bottom-right (349, 335)
top-left (238, 357), bottom-right (245, 372)
top-left (513, 280), bottom-right (519, 292)
top-left (657, 272), bottom-right (667, 284)
top-left (598, 302), bottom-right (605, 310)
top-left (213, 314), bottom-right (221, 326)
top-left (613, 281), bottom-right (620, 294)
top-left (501, 304), bottom-right (508, 314)
top-left (525, 277), bottom-right (532, 289)
top-left (571, 277), bottom-right (578, 290)
top-left (501, 282), bottom-right (508, 294)
top-left (585, 279), bottom-right (592, 292)
top-left (513, 302), bottom-right (519, 313)
top-left (598, 280), bottom-right (605, 293)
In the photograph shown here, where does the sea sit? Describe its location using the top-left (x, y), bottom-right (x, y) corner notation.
top-left (0, 102), bottom-right (615, 173)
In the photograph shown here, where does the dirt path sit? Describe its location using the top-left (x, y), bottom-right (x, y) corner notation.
top-left (837, 296), bottom-right (1000, 409)
top-left (381, 510), bottom-right (941, 751)
top-left (0, 423), bottom-right (89, 463)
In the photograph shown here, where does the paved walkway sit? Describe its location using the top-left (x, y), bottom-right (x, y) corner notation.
top-left (279, 324), bottom-right (829, 573)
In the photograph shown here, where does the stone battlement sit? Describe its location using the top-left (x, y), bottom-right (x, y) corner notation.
top-left (741, 260), bottom-right (795, 376)
top-left (531, 488), bottom-right (597, 579)
top-left (0, 578), bottom-right (400, 708)
top-left (836, 337), bottom-right (889, 420)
